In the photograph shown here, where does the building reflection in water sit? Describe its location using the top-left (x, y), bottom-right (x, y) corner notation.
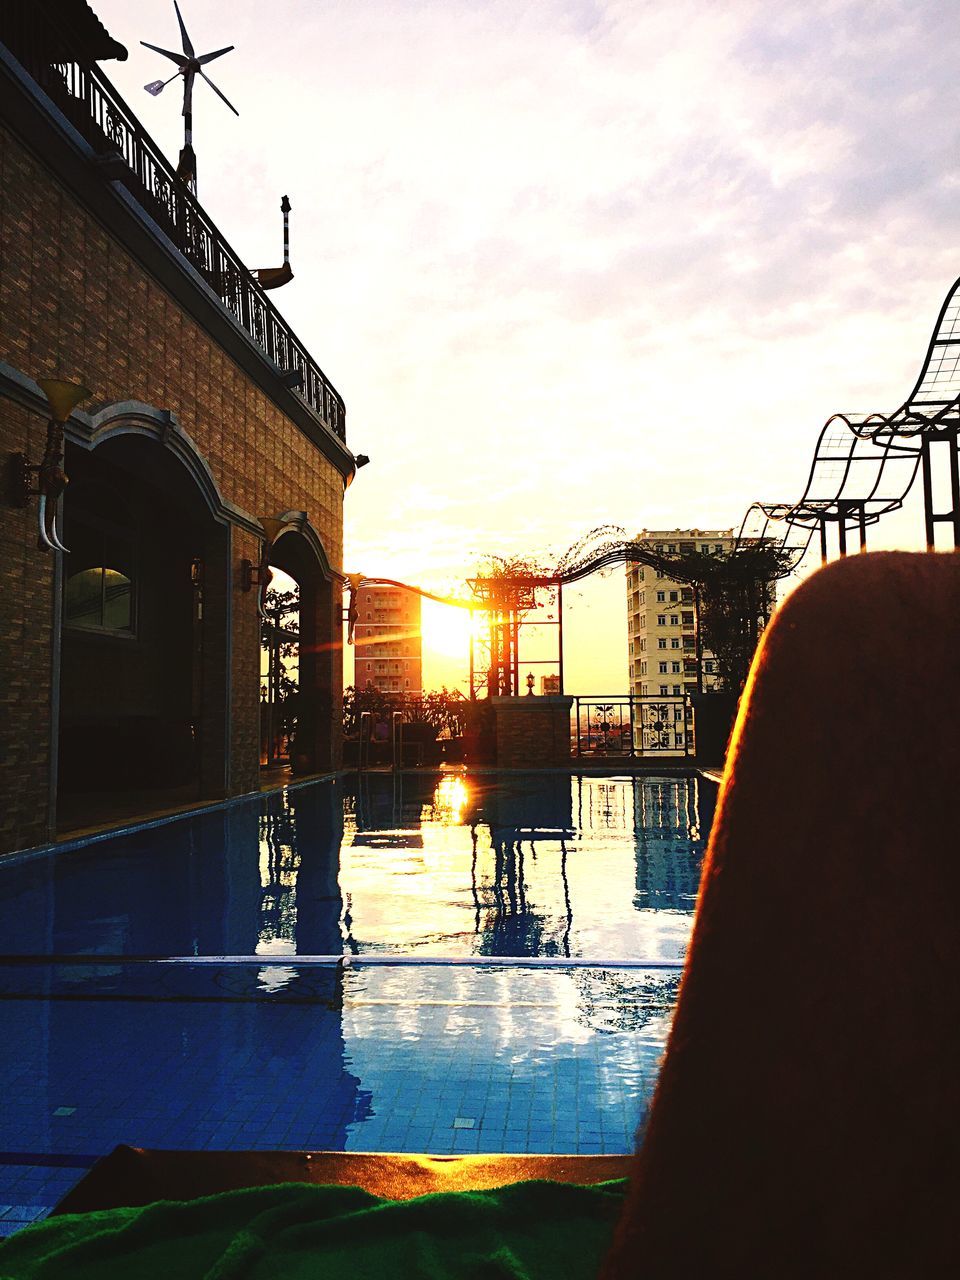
top-left (255, 781), bottom-right (346, 959)
top-left (347, 770), bottom-right (436, 847)
top-left (264, 773), bottom-right (716, 963)
top-left (0, 770), bottom-right (722, 1175)
top-left (469, 772), bottom-right (576, 958)
top-left (632, 776), bottom-right (714, 913)
top-left (336, 770), bottom-right (717, 962)
top-left (0, 770), bottom-right (716, 968)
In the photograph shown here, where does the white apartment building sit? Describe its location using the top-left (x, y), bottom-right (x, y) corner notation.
top-left (626, 528), bottom-right (737, 754)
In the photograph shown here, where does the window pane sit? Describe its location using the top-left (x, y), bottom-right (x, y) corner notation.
top-left (102, 569), bottom-right (132, 630)
top-left (64, 568), bottom-right (103, 626)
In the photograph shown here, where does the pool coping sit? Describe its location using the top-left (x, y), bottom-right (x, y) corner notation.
top-left (1, 770), bottom-right (343, 867)
top-left (0, 953), bottom-right (687, 970)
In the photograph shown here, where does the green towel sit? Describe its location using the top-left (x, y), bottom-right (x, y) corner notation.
top-left (0, 1178), bottom-right (627, 1279)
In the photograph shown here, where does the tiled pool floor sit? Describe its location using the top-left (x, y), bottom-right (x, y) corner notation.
top-left (0, 962), bottom-right (673, 1229)
top-left (0, 773), bottom-right (713, 1233)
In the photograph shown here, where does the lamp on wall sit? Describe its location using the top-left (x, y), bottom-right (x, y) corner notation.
top-left (10, 377), bottom-right (91, 553)
top-left (240, 516), bottom-right (286, 619)
top-left (344, 571), bottom-right (365, 644)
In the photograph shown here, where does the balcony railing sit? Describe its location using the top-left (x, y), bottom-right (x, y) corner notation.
top-left (572, 695), bottom-right (693, 759)
top-left (2, 8), bottom-right (346, 441)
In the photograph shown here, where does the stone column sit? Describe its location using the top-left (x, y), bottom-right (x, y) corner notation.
top-left (295, 574), bottom-right (340, 774)
top-left (490, 695), bottom-right (574, 768)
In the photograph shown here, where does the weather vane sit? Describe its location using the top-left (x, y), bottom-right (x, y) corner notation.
top-left (141, 1), bottom-right (238, 192)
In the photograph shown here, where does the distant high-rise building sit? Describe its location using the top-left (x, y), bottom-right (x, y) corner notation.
top-left (353, 584), bottom-right (422, 696)
top-left (626, 528), bottom-right (738, 756)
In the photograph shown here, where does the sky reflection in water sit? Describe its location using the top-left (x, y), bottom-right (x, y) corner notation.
top-left (0, 773), bottom-right (716, 1202)
top-left (0, 772), bottom-right (714, 966)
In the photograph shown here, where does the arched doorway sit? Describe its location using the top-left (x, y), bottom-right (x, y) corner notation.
top-left (260, 567), bottom-right (300, 769)
top-left (57, 432), bottom-right (229, 830)
top-left (260, 524), bottom-right (339, 778)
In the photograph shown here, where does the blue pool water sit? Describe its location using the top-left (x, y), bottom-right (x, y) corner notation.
top-left (0, 771), bottom-right (714, 1232)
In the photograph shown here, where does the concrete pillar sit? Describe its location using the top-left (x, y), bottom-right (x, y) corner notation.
top-left (490, 695), bottom-right (574, 768)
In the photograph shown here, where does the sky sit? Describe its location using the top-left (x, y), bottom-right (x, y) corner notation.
top-left (93, 0), bottom-right (958, 692)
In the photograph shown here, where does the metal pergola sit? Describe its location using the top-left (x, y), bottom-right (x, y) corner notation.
top-left (740, 273), bottom-right (960, 558)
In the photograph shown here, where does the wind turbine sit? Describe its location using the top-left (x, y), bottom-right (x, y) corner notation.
top-left (141, 1), bottom-right (238, 192)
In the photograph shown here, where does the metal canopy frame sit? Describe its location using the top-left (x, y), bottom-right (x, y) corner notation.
top-left (736, 417), bottom-right (922, 565)
top-left (466, 574), bottom-right (563, 698)
top-left (743, 273), bottom-right (960, 559)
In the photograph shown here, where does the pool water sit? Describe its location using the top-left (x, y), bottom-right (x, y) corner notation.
top-left (1, 772), bottom-right (711, 962)
top-left (0, 771), bottom-right (714, 1232)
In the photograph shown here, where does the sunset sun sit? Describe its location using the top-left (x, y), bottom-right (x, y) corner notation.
top-left (421, 599), bottom-right (476, 659)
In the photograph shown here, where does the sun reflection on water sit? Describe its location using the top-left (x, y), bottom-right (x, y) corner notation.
top-left (430, 773), bottom-right (472, 825)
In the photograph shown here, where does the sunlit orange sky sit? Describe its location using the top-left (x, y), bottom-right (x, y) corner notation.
top-left (96, 0), bottom-right (950, 692)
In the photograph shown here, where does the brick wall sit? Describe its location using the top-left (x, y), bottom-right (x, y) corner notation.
top-left (0, 401), bottom-right (57, 850)
top-left (0, 122), bottom-right (346, 852)
top-left (492, 697), bottom-right (574, 769)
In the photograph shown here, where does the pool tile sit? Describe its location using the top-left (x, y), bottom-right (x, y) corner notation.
top-left (0, 774), bottom-right (713, 1207)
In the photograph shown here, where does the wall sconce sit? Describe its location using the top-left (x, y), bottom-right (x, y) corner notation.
top-left (344, 454), bottom-right (369, 490)
top-left (10, 378), bottom-right (91, 553)
top-left (240, 516), bottom-right (286, 619)
top-left (240, 557), bottom-right (272, 592)
top-left (344, 571), bottom-right (365, 644)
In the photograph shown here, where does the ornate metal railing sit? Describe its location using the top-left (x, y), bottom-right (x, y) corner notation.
top-left (2, 9), bottom-right (346, 441)
top-left (572, 695), bottom-right (693, 759)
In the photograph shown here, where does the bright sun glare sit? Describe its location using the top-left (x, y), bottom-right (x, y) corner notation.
top-left (433, 774), bottom-right (471, 825)
top-left (421, 599), bottom-right (475, 659)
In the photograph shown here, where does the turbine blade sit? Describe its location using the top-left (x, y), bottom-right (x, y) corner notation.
top-left (174, 0), bottom-right (195, 57)
top-left (198, 45), bottom-right (234, 65)
top-left (199, 70), bottom-right (240, 116)
top-left (140, 40), bottom-right (188, 66)
top-left (146, 70), bottom-right (182, 96)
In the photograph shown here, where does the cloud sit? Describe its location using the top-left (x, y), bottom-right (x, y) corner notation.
top-left (99, 0), bottom-right (953, 596)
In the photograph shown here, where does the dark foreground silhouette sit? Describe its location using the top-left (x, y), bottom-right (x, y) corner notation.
top-left (603, 551), bottom-right (960, 1279)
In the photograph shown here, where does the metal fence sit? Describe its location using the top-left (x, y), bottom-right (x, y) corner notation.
top-left (2, 6), bottom-right (345, 440)
top-left (572, 695), bottom-right (693, 759)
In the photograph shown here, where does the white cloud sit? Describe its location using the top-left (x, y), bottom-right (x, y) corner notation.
top-left (94, 0), bottom-right (957, 685)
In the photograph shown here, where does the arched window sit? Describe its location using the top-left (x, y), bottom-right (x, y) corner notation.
top-left (63, 482), bottom-right (136, 636)
top-left (64, 565), bottom-right (133, 631)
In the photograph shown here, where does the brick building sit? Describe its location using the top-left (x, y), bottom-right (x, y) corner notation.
top-left (353, 584), bottom-right (422, 696)
top-left (0, 1), bottom-right (359, 854)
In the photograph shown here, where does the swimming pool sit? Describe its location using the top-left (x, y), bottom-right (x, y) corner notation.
top-left (0, 771), bottom-right (714, 1232)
